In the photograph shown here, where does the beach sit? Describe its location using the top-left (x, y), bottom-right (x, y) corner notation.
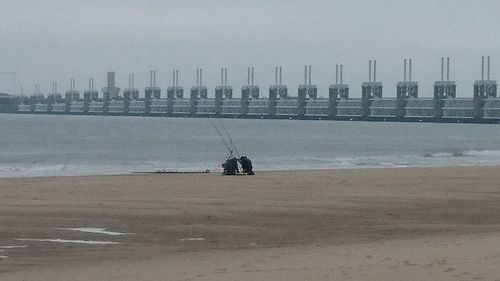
top-left (1, 166), bottom-right (500, 280)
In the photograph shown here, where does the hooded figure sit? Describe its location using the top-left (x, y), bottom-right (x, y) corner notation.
top-left (222, 157), bottom-right (239, 175)
top-left (239, 156), bottom-right (254, 175)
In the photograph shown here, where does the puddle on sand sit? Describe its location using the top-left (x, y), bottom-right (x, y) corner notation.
top-left (15, 239), bottom-right (122, 245)
top-left (56, 227), bottom-right (132, 236)
top-left (0, 245), bottom-right (26, 260)
top-left (0, 245), bottom-right (27, 249)
top-left (180, 238), bottom-right (206, 241)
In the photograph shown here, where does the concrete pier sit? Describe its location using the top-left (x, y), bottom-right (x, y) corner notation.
top-left (192, 68), bottom-right (211, 116)
top-left (241, 67), bottom-right (259, 116)
top-left (143, 70), bottom-right (160, 115)
top-left (102, 72), bottom-right (120, 100)
top-left (82, 78), bottom-right (98, 113)
top-left (396, 59), bottom-right (418, 119)
top-left (64, 78), bottom-right (79, 113)
top-left (123, 74), bottom-right (139, 114)
top-left (298, 65), bottom-right (318, 117)
top-left (473, 56), bottom-right (498, 119)
top-left (165, 69), bottom-right (183, 115)
top-left (269, 66), bottom-right (287, 117)
top-left (328, 64), bottom-right (349, 117)
top-left (46, 82), bottom-right (62, 113)
top-left (482, 56), bottom-right (500, 120)
top-left (244, 67), bottom-right (267, 117)
top-left (362, 60), bottom-right (383, 119)
top-left (435, 58), bottom-right (461, 120)
top-left (216, 67), bottom-right (237, 116)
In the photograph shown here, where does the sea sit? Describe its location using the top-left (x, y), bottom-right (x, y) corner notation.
top-left (1, 113), bottom-right (500, 178)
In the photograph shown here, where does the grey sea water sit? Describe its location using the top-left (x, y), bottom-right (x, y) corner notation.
top-left (1, 113), bottom-right (500, 178)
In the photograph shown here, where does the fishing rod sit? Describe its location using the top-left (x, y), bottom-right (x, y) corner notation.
top-left (222, 124), bottom-right (240, 158)
top-left (211, 122), bottom-right (233, 155)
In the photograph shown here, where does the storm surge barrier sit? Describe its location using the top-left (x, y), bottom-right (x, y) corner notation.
top-left (6, 58), bottom-right (500, 123)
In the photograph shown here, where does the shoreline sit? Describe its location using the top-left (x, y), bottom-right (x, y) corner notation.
top-left (2, 165), bottom-right (500, 280)
top-left (2, 162), bottom-right (500, 180)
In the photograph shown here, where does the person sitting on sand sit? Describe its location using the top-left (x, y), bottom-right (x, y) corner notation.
top-left (239, 156), bottom-right (254, 175)
top-left (222, 157), bottom-right (239, 175)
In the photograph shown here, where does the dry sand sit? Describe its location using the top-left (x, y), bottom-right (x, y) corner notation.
top-left (1, 166), bottom-right (500, 280)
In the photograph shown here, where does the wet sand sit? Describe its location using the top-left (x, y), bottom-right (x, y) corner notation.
top-left (1, 166), bottom-right (500, 280)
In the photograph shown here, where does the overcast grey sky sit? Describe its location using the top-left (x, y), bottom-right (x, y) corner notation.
top-left (1, 0), bottom-right (499, 97)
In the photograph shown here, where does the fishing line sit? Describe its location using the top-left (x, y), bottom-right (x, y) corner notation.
top-left (210, 120), bottom-right (233, 155)
top-left (222, 124), bottom-right (240, 158)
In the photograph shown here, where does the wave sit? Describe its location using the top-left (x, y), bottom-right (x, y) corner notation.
top-left (2, 149), bottom-right (500, 178)
top-left (255, 150), bottom-right (500, 171)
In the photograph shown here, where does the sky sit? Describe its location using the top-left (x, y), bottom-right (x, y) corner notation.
top-left (1, 0), bottom-right (499, 98)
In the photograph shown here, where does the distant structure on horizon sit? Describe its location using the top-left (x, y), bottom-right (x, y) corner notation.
top-left (4, 57), bottom-right (500, 123)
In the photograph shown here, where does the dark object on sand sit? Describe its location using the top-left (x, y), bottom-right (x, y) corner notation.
top-left (222, 157), bottom-right (239, 175)
top-left (132, 170), bottom-right (211, 174)
top-left (239, 156), bottom-right (254, 175)
top-left (213, 121), bottom-right (255, 176)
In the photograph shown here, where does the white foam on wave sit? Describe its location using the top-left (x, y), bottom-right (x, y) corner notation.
top-left (466, 149), bottom-right (500, 157)
top-left (256, 149), bottom-right (500, 171)
top-left (56, 227), bottom-right (132, 236)
top-left (0, 161), bottom-right (218, 178)
top-left (15, 238), bottom-right (122, 245)
top-left (0, 256), bottom-right (8, 259)
top-left (2, 149), bottom-right (500, 179)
